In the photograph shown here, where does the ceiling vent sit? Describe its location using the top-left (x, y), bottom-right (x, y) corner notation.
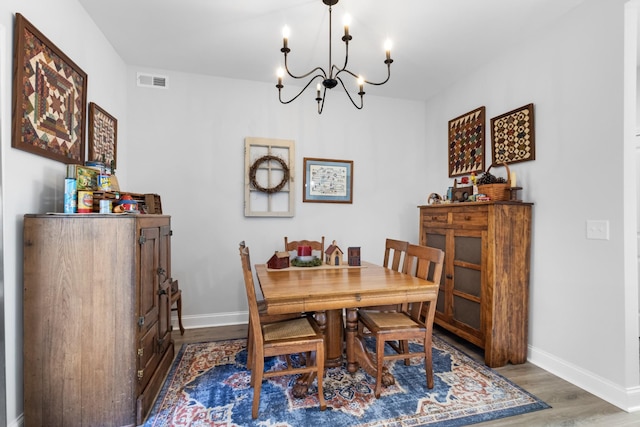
top-left (137, 72), bottom-right (168, 89)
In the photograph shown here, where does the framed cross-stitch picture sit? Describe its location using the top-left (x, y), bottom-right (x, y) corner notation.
top-left (88, 102), bottom-right (118, 168)
top-left (11, 13), bottom-right (88, 164)
top-left (303, 157), bottom-right (353, 204)
top-left (448, 106), bottom-right (485, 177)
top-left (490, 103), bottom-right (535, 165)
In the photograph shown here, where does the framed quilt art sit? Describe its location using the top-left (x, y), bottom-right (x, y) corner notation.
top-left (490, 103), bottom-right (535, 165)
top-left (12, 13), bottom-right (88, 164)
top-left (88, 102), bottom-right (118, 168)
top-left (448, 106), bottom-right (485, 177)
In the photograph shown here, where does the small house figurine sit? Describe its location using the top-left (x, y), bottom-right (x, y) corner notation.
top-left (324, 240), bottom-right (344, 266)
top-left (348, 247), bottom-right (361, 266)
top-left (267, 251), bottom-right (290, 269)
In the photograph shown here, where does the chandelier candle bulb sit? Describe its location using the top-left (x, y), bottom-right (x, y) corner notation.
top-left (385, 39), bottom-right (392, 61)
top-left (343, 14), bottom-right (351, 37)
top-left (282, 26), bottom-right (289, 50)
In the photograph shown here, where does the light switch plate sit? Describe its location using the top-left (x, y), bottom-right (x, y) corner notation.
top-left (586, 220), bottom-right (610, 240)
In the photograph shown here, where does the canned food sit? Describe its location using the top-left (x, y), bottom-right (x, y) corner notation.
top-left (99, 199), bottom-right (112, 213)
top-left (64, 178), bottom-right (77, 213)
top-left (78, 191), bottom-right (93, 213)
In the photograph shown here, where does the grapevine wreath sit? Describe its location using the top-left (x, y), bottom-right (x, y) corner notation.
top-left (249, 155), bottom-right (290, 194)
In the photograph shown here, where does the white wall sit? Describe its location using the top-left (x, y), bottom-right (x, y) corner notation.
top-left (125, 68), bottom-right (428, 325)
top-left (0, 1), bottom-right (129, 424)
top-left (424, 0), bottom-right (639, 410)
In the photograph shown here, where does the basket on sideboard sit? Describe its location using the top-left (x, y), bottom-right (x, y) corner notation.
top-left (477, 163), bottom-right (511, 201)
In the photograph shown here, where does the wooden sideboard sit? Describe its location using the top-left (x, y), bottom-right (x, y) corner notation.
top-left (418, 202), bottom-right (532, 367)
top-left (23, 214), bottom-right (174, 426)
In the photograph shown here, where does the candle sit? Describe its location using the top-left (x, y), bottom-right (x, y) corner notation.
top-left (384, 39), bottom-right (392, 61)
top-left (276, 68), bottom-right (284, 86)
top-left (298, 246), bottom-right (312, 256)
top-left (510, 171), bottom-right (517, 187)
top-left (316, 83), bottom-right (321, 99)
top-left (282, 26), bottom-right (290, 49)
top-left (343, 14), bottom-right (351, 38)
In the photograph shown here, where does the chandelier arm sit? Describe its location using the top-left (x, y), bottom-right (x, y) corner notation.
top-left (336, 76), bottom-right (363, 110)
top-left (335, 64), bottom-right (391, 86)
top-left (278, 74), bottom-right (326, 104)
top-left (284, 54), bottom-right (328, 80)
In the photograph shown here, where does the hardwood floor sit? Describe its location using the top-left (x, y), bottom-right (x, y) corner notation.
top-left (173, 324), bottom-right (640, 426)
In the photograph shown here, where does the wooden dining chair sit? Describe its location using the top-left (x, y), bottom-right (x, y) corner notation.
top-left (239, 242), bottom-right (326, 418)
top-left (357, 243), bottom-right (444, 398)
top-left (170, 279), bottom-right (185, 335)
top-left (284, 236), bottom-right (325, 258)
top-left (358, 239), bottom-right (410, 336)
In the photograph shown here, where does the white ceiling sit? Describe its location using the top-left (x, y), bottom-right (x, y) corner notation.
top-left (79, 0), bottom-right (589, 101)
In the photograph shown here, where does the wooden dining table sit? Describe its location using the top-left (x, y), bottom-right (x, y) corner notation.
top-left (254, 261), bottom-right (439, 395)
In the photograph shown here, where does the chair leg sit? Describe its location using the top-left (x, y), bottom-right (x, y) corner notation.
top-left (424, 334), bottom-right (434, 389)
top-left (316, 344), bottom-right (326, 411)
top-left (375, 338), bottom-right (385, 398)
top-left (252, 358), bottom-right (264, 418)
top-left (400, 339), bottom-right (411, 365)
top-left (176, 294), bottom-right (185, 335)
top-left (246, 322), bottom-right (254, 372)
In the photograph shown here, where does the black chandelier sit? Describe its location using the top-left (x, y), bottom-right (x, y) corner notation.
top-left (276, 0), bottom-right (393, 114)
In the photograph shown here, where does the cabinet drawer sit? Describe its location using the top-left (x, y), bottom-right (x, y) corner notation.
top-left (450, 207), bottom-right (487, 228)
top-left (422, 211), bottom-right (448, 225)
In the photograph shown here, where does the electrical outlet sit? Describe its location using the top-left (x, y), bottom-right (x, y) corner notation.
top-left (586, 220), bottom-right (610, 240)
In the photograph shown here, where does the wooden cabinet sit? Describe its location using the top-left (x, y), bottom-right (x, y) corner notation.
top-left (418, 202), bottom-right (532, 367)
top-left (23, 214), bottom-right (174, 426)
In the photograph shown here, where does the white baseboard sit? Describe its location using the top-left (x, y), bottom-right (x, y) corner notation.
top-left (8, 413), bottom-right (23, 427)
top-left (171, 310), bottom-right (248, 331)
top-left (529, 345), bottom-right (640, 412)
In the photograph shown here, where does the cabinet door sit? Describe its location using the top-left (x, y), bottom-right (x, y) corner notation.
top-left (422, 229), bottom-right (447, 316)
top-left (157, 224), bottom-right (172, 352)
top-left (450, 230), bottom-right (484, 344)
top-left (137, 225), bottom-right (161, 393)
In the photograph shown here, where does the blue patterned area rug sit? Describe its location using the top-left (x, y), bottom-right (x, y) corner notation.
top-left (144, 336), bottom-right (549, 426)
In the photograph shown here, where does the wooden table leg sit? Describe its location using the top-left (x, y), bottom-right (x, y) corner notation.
top-left (345, 308), bottom-right (394, 386)
top-left (324, 309), bottom-right (344, 367)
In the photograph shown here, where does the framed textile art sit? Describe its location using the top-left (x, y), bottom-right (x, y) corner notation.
top-left (448, 106), bottom-right (485, 177)
top-left (490, 103), bottom-right (535, 165)
top-left (303, 157), bottom-right (353, 203)
top-left (88, 102), bottom-right (118, 168)
top-left (11, 13), bottom-right (88, 164)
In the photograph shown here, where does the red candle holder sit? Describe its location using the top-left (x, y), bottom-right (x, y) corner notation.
top-left (297, 246), bottom-right (312, 256)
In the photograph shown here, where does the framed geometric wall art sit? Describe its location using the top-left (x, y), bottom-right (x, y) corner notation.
top-left (88, 102), bottom-right (118, 168)
top-left (448, 106), bottom-right (485, 177)
top-left (490, 103), bottom-right (535, 165)
top-left (11, 13), bottom-right (88, 164)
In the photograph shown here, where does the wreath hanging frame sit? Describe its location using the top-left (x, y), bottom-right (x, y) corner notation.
top-left (249, 155), bottom-right (290, 194)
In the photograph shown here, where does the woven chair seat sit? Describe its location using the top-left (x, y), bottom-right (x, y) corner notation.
top-left (361, 311), bottom-right (420, 329)
top-left (263, 317), bottom-right (318, 341)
